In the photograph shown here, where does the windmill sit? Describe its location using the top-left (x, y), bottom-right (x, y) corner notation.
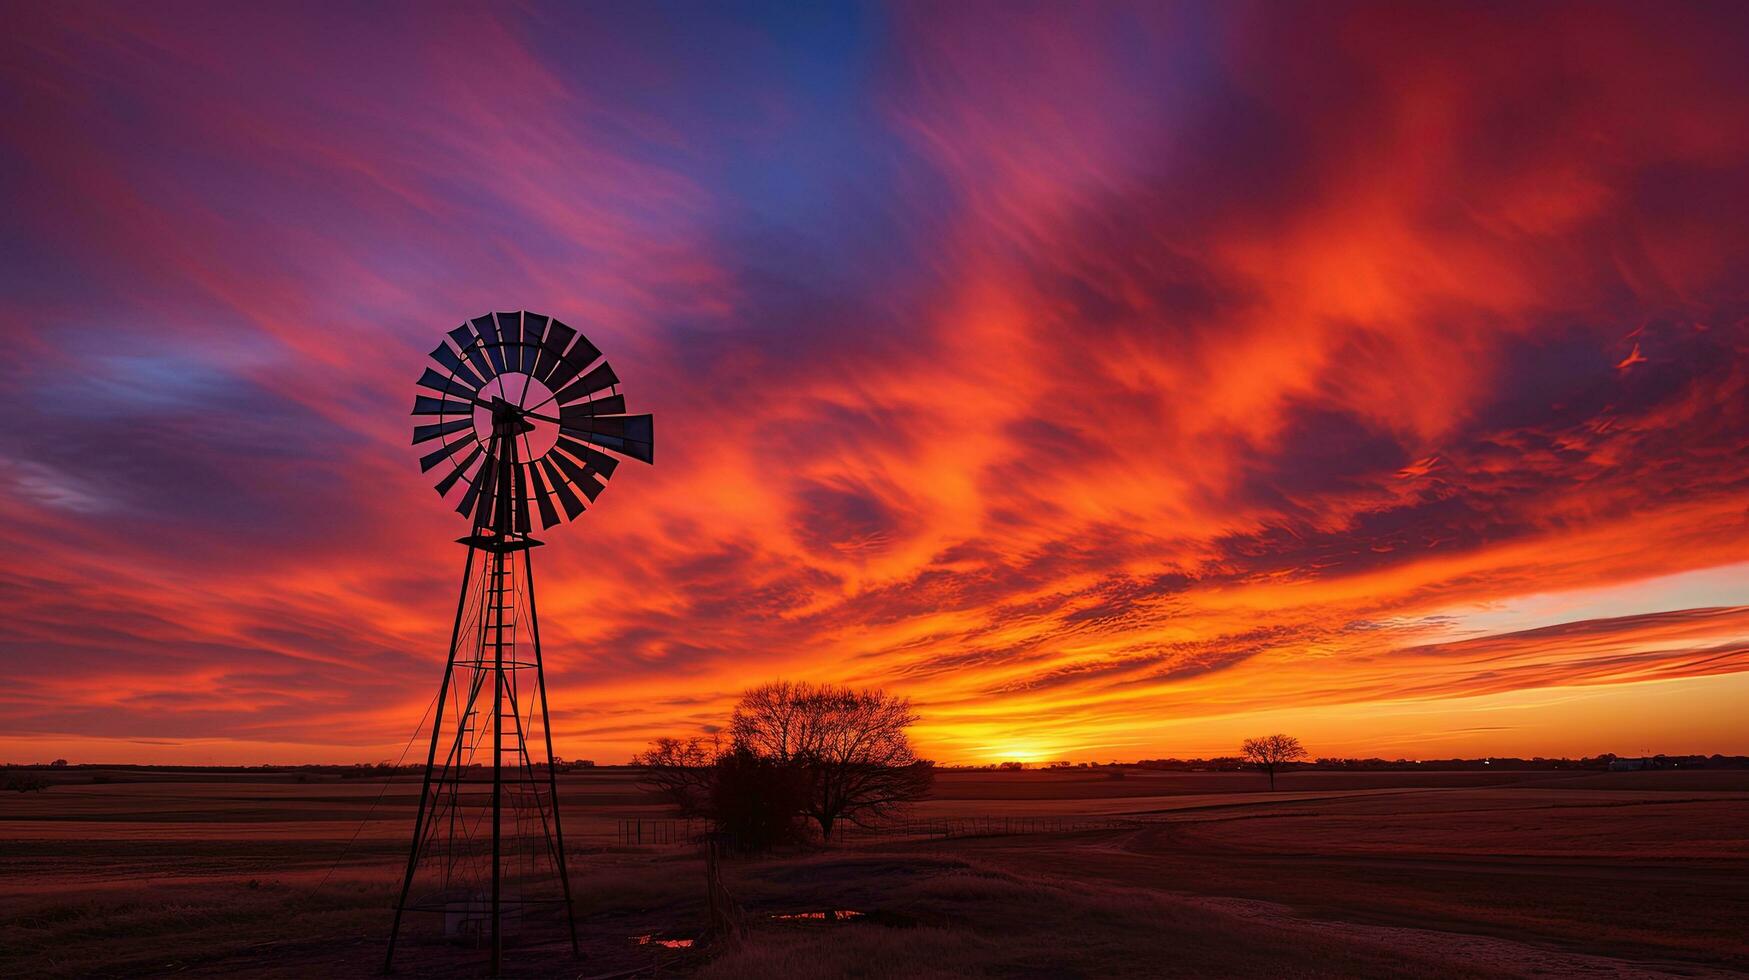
top-left (385, 312), bottom-right (653, 975)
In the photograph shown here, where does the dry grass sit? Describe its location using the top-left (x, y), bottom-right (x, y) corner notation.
top-left (2, 768), bottom-right (1743, 977)
top-left (702, 857), bottom-right (1509, 980)
top-left (0, 876), bottom-right (392, 977)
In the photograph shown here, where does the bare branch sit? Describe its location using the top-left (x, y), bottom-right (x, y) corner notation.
top-left (731, 681), bottom-right (932, 839)
top-left (1241, 734), bottom-right (1308, 791)
top-left (632, 734), bottom-right (722, 817)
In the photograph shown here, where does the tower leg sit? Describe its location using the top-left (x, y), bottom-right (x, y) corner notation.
top-left (385, 546), bottom-right (476, 975)
top-left (490, 545), bottom-right (505, 978)
top-left (524, 553), bottom-right (582, 956)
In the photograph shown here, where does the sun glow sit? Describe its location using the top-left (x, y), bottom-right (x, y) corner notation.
top-left (979, 743), bottom-right (1063, 766)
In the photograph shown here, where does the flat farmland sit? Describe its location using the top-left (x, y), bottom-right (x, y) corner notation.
top-left (2, 768), bottom-right (1744, 977)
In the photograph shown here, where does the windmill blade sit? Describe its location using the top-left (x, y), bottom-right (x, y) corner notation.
top-left (544, 334), bottom-right (604, 392)
top-left (522, 313), bottom-right (550, 376)
top-left (417, 367), bottom-right (478, 400)
top-left (563, 431), bottom-right (648, 465)
top-left (495, 311), bottom-right (524, 373)
top-left (434, 443), bottom-right (482, 493)
top-left (527, 462), bottom-right (562, 529)
top-left (554, 435), bottom-right (620, 478)
top-left (495, 439), bottom-right (519, 532)
top-left (558, 394), bottom-right (626, 420)
top-left (554, 361), bottom-right (619, 406)
top-left (413, 417), bottom-right (474, 445)
top-left (533, 319), bottom-right (577, 384)
top-left (420, 435), bottom-right (478, 473)
top-left (559, 413), bottom-right (653, 464)
top-left (538, 458), bottom-right (586, 520)
top-left (456, 459), bottom-right (486, 517)
top-left (472, 450), bottom-right (500, 527)
top-left (473, 314), bottom-right (508, 375)
top-left (548, 444), bottom-right (608, 501)
top-left (428, 341), bottom-right (486, 391)
top-left (413, 396), bottom-right (475, 416)
top-left (511, 460), bottom-right (532, 534)
top-left (449, 324), bottom-right (497, 382)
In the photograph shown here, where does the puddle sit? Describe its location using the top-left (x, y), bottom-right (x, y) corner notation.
top-left (771, 910), bottom-right (866, 922)
top-left (631, 934), bottom-right (695, 948)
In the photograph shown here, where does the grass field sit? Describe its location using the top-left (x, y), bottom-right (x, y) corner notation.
top-left (2, 768), bottom-right (1744, 978)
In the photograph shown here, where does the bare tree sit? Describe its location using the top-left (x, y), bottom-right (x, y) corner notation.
top-left (1241, 734), bottom-right (1307, 791)
top-left (632, 734), bottom-right (722, 817)
top-left (732, 681), bottom-right (933, 840)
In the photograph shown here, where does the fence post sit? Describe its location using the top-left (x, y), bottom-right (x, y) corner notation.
top-left (705, 834), bottom-right (744, 948)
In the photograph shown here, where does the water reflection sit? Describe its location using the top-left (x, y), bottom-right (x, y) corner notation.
top-left (632, 934), bottom-right (695, 948)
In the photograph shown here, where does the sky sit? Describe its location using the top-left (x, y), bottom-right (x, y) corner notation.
top-left (2, 1), bottom-right (1746, 766)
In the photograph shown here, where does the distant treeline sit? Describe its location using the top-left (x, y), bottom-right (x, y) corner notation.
top-left (6, 753), bottom-right (1748, 773)
top-left (1116, 753), bottom-right (1749, 771)
top-left (944, 753), bottom-right (1749, 772)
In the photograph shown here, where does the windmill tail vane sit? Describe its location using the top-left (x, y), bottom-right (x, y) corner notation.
top-left (386, 311), bottom-right (653, 974)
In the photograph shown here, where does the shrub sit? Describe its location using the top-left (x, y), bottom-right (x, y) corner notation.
top-left (3, 772), bottom-right (50, 792)
top-left (711, 747), bottom-right (808, 851)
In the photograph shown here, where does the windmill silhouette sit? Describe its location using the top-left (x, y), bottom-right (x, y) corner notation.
top-left (385, 312), bottom-right (653, 974)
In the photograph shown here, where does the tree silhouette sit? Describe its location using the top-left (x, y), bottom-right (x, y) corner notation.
top-left (732, 681), bottom-right (933, 840)
top-left (632, 735), bottom-right (721, 817)
top-left (1242, 734), bottom-right (1306, 791)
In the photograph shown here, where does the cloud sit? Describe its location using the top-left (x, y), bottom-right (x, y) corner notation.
top-left (1, 1), bottom-right (1747, 763)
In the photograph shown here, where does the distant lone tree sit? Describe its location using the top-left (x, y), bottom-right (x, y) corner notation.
top-left (1242, 734), bottom-right (1307, 791)
top-left (732, 681), bottom-right (934, 840)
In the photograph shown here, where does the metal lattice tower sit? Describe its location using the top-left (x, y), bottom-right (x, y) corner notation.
top-left (386, 312), bottom-right (653, 975)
